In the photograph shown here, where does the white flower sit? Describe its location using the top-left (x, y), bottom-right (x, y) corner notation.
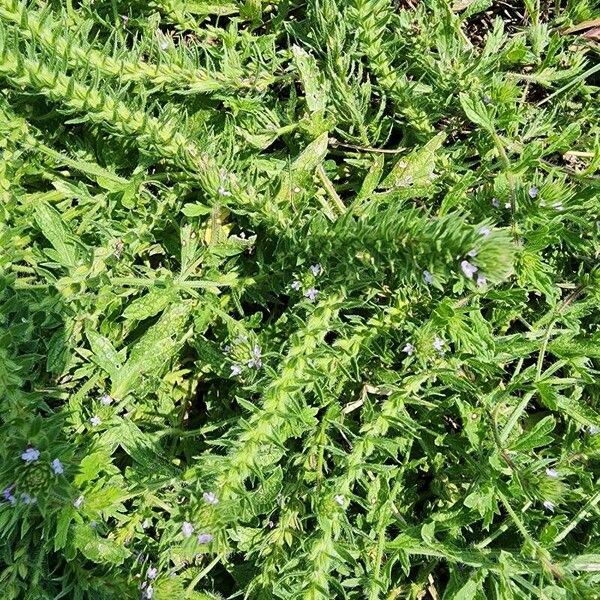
top-left (529, 186), bottom-right (538, 199)
top-left (142, 518), bottom-right (152, 529)
top-left (218, 186), bottom-right (232, 197)
top-left (73, 495), bottom-right (85, 509)
top-left (90, 416), bottom-right (102, 427)
top-left (334, 494), bottom-right (345, 506)
top-left (197, 533), bottom-right (213, 544)
top-left (160, 41), bottom-right (168, 50)
top-left (145, 585), bottom-right (154, 599)
top-left (147, 566), bottom-right (158, 580)
top-left (543, 500), bottom-right (555, 512)
top-left (588, 425), bottom-right (599, 435)
top-left (100, 393), bottom-right (113, 405)
top-left (491, 198), bottom-right (500, 208)
top-left (433, 337), bottom-right (444, 352)
top-left (402, 343), bottom-right (415, 356)
top-left (51, 458), bottom-right (64, 475)
top-left (310, 264), bottom-right (322, 277)
top-left (182, 521), bottom-right (194, 538)
top-left (203, 491), bottom-right (218, 505)
top-left (504, 202), bottom-right (511, 209)
top-left (460, 260), bottom-right (478, 279)
top-left (247, 345), bottom-right (262, 370)
top-left (476, 275), bottom-right (487, 287)
top-left (546, 468), bottom-right (559, 479)
top-left (304, 287), bottom-right (319, 301)
top-left (21, 493), bottom-right (36, 505)
top-left (2, 484), bottom-right (16, 505)
top-left (422, 270), bottom-right (433, 285)
top-left (467, 249), bottom-right (478, 257)
top-left (21, 447), bottom-right (40, 463)
top-left (552, 201), bottom-right (564, 211)
top-left (479, 226), bottom-right (491, 237)
top-left (291, 280), bottom-right (301, 291)
top-left (230, 364), bottom-right (243, 377)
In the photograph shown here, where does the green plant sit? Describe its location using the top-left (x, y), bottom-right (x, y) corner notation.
top-left (1, 0), bottom-right (600, 598)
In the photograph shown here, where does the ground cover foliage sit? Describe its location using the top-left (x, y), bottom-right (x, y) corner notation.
top-left (1, 0), bottom-right (600, 598)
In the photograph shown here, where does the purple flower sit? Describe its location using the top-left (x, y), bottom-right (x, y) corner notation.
top-left (334, 495), bottom-right (345, 506)
top-left (460, 260), bottom-right (478, 279)
top-left (291, 280), bottom-right (301, 291)
top-left (197, 533), bottom-right (213, 544)
top-left (310, 264), bottom-right (322, 277)
top-left (146, 566), bottom-right (158, 580)
top-left (589, 425), bottom-right (599, 435)
top-left (100, 393), bottom-right (113, 405)
top-left (21, 493), bottom-right (36, 505)
top-left (21, 447), bottom-right (40, 463)
top-left (546, 468), bottom-right (559, 479)
top-left (51, 458), bottom-right (64, 475)
top-left (73, 495), bottom-right (85, 509)
top-left (90, 416), bottom-right (102, 427)
top-left (543, 500), bottom-right (555, 512)
top-left (467, 249), bottom-right (478, 257)
top-left (247, 345), bottom-right (262, 370)
top-left (304, 287), bottom-right (319, 301)
top-left (423, 270), bottom-right (433, 285)
top-left (145, 585), bottom-right (154, 599)
top-left (476, 275), bottom-right (487, 287)
top-left (433, 337), bottom-right (445, 352)
top-left (2, 484), bottom-right (16, 505)
top-left (182, 521), bottom-right (194, 538)
top-left (203, 491), bottom-right (218, 505)
top-left (479, 226), bottom-right (491, 237)
top-left (402, 343), bottom-right (415, 356)
top-left (230, 364), bottom-right (242, 377)
top-left (529, 186), bottom-right (538, 199)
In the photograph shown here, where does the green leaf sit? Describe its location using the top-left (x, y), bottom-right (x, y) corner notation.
top-left (34, 202), bottom-right (80, 268)
top-left (122, 287), bottom-right (179, 321)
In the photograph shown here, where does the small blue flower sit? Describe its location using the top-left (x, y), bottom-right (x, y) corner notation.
top-left (460, 260), bottom-right (478, 279)
top-left (90, 416), bottom-right (102, 427)
top-left (543, 500), bottom-right (555, 512)
top-left (310, 264), bottom-right (322, 277)
top-left (2, 484), bottom-right (16, 505)
top-left (182, 521), bottom-right (194, 538)
top-left (230, 364), bottom-right (242, 377)
top-left (21, 493), bottom-right (36, 505)
top-left (203, 491), bottom-right (218, 505)
top-left (100, 393), bottom-right (113, 405)
top-left (529, 186), bottom-right (538, 199)
top-left (145, 585), bottom-right (154, 599)
top-left (73, 495), bottom-right (85, 509)
top-left (334, 495), bottom-right (345, 506)
top-left (423, 270), bottom-right (433, 285)
top-left (433, 337), bottom-right (444, 352)
top-left (402, 343), bottom-right (415, 355)
top-left (247, 345), bottom-right (262, 370)
top-left (147, 566), bottom-right (158, 580)
top-left (291, 280), bottom-right (301, 291)
top-left (476, 275), bottom-right (487, 287)
top-left (546, 468), bottom-right (559, 479)
top-left (479, 226), bottom-right (491, 237)
top-left (589, 425), bottom-right (599, 435)
top-left (197, 532), bottom-right (213, 544)
top-left (21, 447), bottom-right (40, 463)
top-left (304, 287), bottom-right (319, 301)
top-left (51, 458), bottom-right (64, 475)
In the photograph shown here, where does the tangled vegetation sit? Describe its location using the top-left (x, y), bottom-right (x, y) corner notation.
top-left (1, 0), bottom-right (600, 598)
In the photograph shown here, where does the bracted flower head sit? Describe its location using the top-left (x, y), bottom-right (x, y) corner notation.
top-left (21, 447), bottom-right (40, 463)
